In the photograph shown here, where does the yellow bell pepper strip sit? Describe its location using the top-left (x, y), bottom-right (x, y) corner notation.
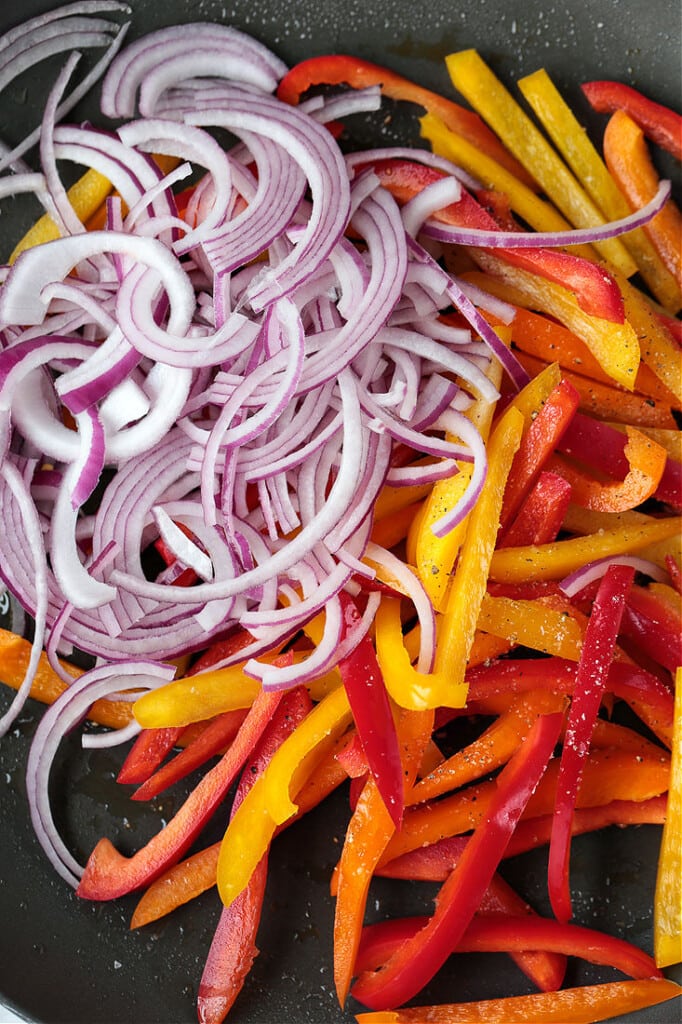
top-left (501, 472), bottom-right (572, 548)
top-left (445, 49), bottom-right (637, 277)
top-left (77, 688), bottom-right (283, 901)
top-left (548, 564), bottom-right (635, 922)
top-left (582, 80), bottom-right (682, 162)
top-left (488, 516), bottom-right (682, 584)
top-left (435, 404), bottom-right (523, 689)
top-left (408, 689), bottom-right (566, 805)
top-left (333, 708), bottom-right (433, 1005)
top-left (614, 270), bottom-right (682, 407)
top-left (518, 68), bottom-right (682, 312)
top-left (0, 628), bottom-right (134, 730)
top-left (420, 111), bottom-right (595, 261)
top-left (548, 427), bottom-right (668, 514)
top-left (336, 593), bottom-right (405, 828)
top-left (275, 55), bottom-right (535, 185)
top-left (499, 378), bottom-right (580, 532)
top-left (354, 978), bottom-right (682, 1024)
top-left (604, 109), bottom-right (682, 288)
top-left (471, 251), bottom-right (640, 391)
top-left (350, 712), bottom-right (563, 1010)
top-left (475, 594), bottom-right (584, 659)
top-left (217, 685), bottom-right (353, 908)
top-left (133, 663), bottom-right (261, 728)
top-left (375, 597), bottom-right (468, 710)
top-left (655, 666), bottom-right (682, 968)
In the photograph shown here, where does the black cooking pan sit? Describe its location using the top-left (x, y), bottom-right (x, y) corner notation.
top-left (0, 1), bottom-right (680, 1022)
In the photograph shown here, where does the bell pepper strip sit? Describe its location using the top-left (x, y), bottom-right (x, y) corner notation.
top-left (604, 110), bottom-right (682, 287)
top-left (350, 712), bottom-right (563, 1009)
top-left (500, 472), bottom-right (572, 547)
top-left (621, 585), bottom-right (682, 675)
top-left (336, 593), bottom-right (405, 828)
top-left (666, 555), bottom-right (682, 595)
top-left (518, 69), bottom-right (682, 313)
top-left (370, 499), bottom-right (422, 550)
top-left (548, 428), bottom-right (668, 514)
top-left (420, 111), bottom-right (595, 260)
top-left (354, 978), bottom-right (682, 1024)
top-left (655, 666), bottom-right (682, 968)
top-left (514, 350), bottom-right (677, 430)
top-left (131, 708), bottom-right (249, 801)
top-left (333, 708), bottom-right (434, 1005)
top-left (374, 597), bottom-right (468, 711)
top-left (117, 726), bottom-right (186, 785)
top-left (133, 663), bottom-right (265, 728)
top-left (616, 272), bottom-right (682, 407)
top-left (379, 745), bottom-right (670, 868)
top-left (445, 50), bottom-right (637, 277)
top-left (582, 80), bottom-right (682, 162)
top-left (471, 252), bottom-right (640, 391)
top-left (217, 685), bottom-right (353, 909)
top-left (488, 516), bottom-right (682, 584)
top-left (499, 378), bottom-right (580, 531)
top-left (408, 690), bottom-right (566, 806)
top-left (275, 55), bottom-right (535, 185)
top-left (0, 628), bottom-right (136, 730)
top-left (475, 594), bottom-right (585, 659)
top-left (548, 564), bottom-right (635, 922)
top-left (196, 686), bottom-right (312, 1024)
top-left (434, 404), bottom-right (523, 689)
top-left (76, 687), bottom-right (283, 901)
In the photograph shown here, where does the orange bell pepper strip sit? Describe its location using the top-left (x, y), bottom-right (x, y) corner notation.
top-left (333, 708), bottom-right (433, 1005)
top-left (354, 978), bottom-right (682, 1024)
top-left (604, 109), bottom-right (682, 288)
top-left (655, 666), bottom-right (682, 968)
top-left (275, 55), bottom-right (534, 186)
top-left (435, 404), bottom-right (523, 688)
top-left (499, 378), bottom-right (580, 531)
top-left (0, 628), bottom-right (133, 730)
top-left (475, 593), bottom-right (585, 660)
top-left (488, 515), bottom-right (682, 583)
top-left (351, 713), bottom-right (563, 1010)
top-left (548, 427), bottom-right (668, 514)
top-left (444, 49), bottom-right (637, 277)
top-left (500, 471), bottom-right (572, 547)
top-left (77, 689), bottom-right (283, 901)
top-left (583, 80), bottom-right (682, 160)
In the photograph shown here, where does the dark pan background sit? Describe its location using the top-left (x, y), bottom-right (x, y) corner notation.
top-left (0, 1), bottom-right (680, 1022)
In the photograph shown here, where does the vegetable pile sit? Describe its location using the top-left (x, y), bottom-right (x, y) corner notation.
top-left (0, 3), bottom-right (680, 1022)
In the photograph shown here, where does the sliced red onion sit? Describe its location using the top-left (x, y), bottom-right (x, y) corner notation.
top-left (401, 175), bottom-right (462, 238)
top-left (559, 556), bottom-right (668, 598)
top-left (365, 541), bottom-right (436, 673)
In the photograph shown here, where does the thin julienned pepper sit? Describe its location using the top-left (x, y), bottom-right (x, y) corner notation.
top-left (548, 427), bottom-right (668, 514)
top-left (666, 555), bottom-right (682, 595)
top-left (445, 49), bottom-right (637, 276)
top-left (117, 726), bottom-right (187, 785)
top-left (475, 593), bottom-right (585, 659)
top-left (77, 688), bottom-right (283, 901)
top-left (353, 978), bottom-right (682, 1024)
top-left (275, 55), bottom-right (534, 184)
top-left (498, 377), bottom-right (580, 531)
top-left (131, 708), bottom-right (249, 801)
top-left (488, 516), bottom-right (682, 583)
top-left (435, 404), bottom-right (523, 688)
top-left (654, 666), bottom-right (682, 968)
top-left (621, 584), bottom-right (682, 675)
top-left (350, 712), bottom-right (563, 1009)
top-left (336, 593), bottom-right (405, 828)
top-left (370, 499), bottom-right (422, 549)
top-left (500, 471), bottom-right (572, 547)
top-left (520, 69), bottom-right (682, 312)
top-left (133, 659), bottom-right (272, 728)
top-left (582, 80), bottom-right (682, 161)
top-left (333, 708), bottom-right (433, 1005)
top-left (196, 687), bottom-right (312, 1024)
top-left (548, 565), bottom-right (635, 922)
top-left (604, 109), bottom-right (682, 287)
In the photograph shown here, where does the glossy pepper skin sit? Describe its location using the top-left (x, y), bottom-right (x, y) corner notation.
top-left (582, 80), bottom-right (682, 161)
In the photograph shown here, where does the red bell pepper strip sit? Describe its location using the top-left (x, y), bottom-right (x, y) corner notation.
top-left (354, 913), bottom-right (662, 983)
top-left (367, 158), bottom-right (625, 323)
top-left (76, 687), bottom-right (283, 901)
top-left (548, 564), bottom-right (635, 922)
top-left (498, 378), bottom-right (580, 533)
top-left (350, 712), bottom-right (563, 1010)
top-left (581, 80), bottom-right (682, 161)
top-left (117, 725), bottom-right (186, 785)
top-left (276, 57), bottom-right (534, 185)
top-left (189, 627), bottom-right (257, 674)
top-left (665, 555), bottom-right (682, 596)
top-left (499, 471), bottom-right (572, 548)
top-left (337, 593), bottom-right (404, 829)
top-left (196, 687), bottom-right (312, 1024)
top-left (131, 708), bottom-right (249, 801)
top-left (621, 584), bottom-right (682, 675)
